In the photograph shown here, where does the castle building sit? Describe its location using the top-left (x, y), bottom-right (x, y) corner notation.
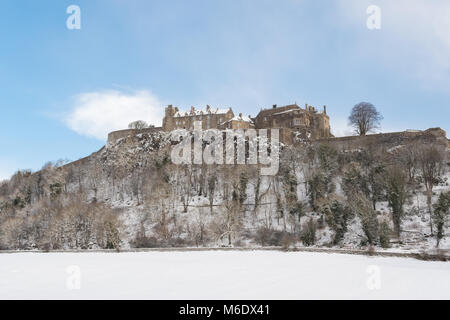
top-left (163, 105), bottom-right (234, 131)
top-left (162, 102), bottom-right (332, 144)
top-left (252, 103), bottom-right (331, 140)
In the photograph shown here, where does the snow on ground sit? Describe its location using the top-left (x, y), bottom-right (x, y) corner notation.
top-left (0, 251), bottom-right (449, 300)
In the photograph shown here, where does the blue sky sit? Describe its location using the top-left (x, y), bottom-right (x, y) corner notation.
top-left (0, 0), bottom-right (449, 180)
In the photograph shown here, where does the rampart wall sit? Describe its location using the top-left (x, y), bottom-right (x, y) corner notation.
top-left (316, 128), bottom-right (448, 152)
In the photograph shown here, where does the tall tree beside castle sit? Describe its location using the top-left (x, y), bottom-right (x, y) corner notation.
top-left (349, 102), bottom-right (383, 136)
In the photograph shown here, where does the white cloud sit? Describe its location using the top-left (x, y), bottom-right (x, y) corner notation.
top-left (65, 90), bottom-right (164, 140)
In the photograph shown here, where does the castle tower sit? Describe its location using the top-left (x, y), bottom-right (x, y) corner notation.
top-left (163, 105), bottom-right (176, 131)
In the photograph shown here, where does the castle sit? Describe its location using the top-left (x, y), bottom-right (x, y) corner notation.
top-left (162, 103), bottom-right (332, 143)
top-left (252, 104), bottom-right (331, 140)
top-left (106, 103), bottom-right (448, 150)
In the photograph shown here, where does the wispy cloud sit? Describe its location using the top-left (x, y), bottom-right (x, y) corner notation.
top-left (64, 90), bottom-right (164, 140)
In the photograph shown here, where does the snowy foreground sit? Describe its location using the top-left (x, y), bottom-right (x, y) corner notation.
top-left (0, 251), bottom-right (449, 299)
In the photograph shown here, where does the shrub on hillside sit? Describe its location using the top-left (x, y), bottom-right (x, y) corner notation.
top-left (300, 218), bottom-right (317, 246)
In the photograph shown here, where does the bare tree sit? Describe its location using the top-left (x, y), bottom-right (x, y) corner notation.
top-left (348, 102), bottom-right (383, 136)
top-left (385, 165), bottom-right (408, 239)
top-left (174, 165), bottom-right (193, 213)
top-left (88, 157), bottom-right (103, 203)
top-left (433, 191), bottom-right (450, 248)
top-left (395, 143), bottom-right (420, 182)
top-left (347, 191), bottom-right (379, 245)
top-left (218, 197), bottom-right (241, 246)
top-left (417, 145), bottom-right (445, 235)
top-left (207, 173), bottom-right (217, 214)
top-left (128, 120), bottom-right (149, 130)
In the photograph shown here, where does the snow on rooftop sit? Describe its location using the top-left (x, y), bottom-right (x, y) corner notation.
top-left (223, 114), bottom-right (254, 124)
top-left (174, 106), bottom-right (230, 117)
top-left (272, 109), bottom-right (304, 116)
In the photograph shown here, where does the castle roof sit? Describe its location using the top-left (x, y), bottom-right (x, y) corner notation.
top-left (174, 106), bottom-right (231, 117)
top-left (221, 114), bottom-right (254, 124)
top-left (255, 104), bottom-right (301, 118)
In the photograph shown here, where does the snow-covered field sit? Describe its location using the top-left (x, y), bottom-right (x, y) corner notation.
top-left (0, 251), bottom-right (449, 299)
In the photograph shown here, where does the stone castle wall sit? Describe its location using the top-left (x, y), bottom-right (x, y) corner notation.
top-left (105, 127), bottom-right (448, 152)
top-left (315, 128), bottom-right (449, 152)
top-left (107, 127), bottom-right (163, 147)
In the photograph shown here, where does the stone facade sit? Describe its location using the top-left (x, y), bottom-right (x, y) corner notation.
top-left (163, 105), bottom-right (234, 131)
top-left (162, 103), bottom-right (332, 144)
top-left (160, 103), bottom-right (333, 146)
top-left (252, 104), bottom-right (332, 140)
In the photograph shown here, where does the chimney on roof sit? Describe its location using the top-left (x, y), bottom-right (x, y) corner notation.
top-left (239, 113), bottom-right (242, 118)
top-left (323, 105), bottom-right (327, 114)
top-left (206, 105), bottom-right (210, 112)
top-left (273, 104), bottom-right (277, 109)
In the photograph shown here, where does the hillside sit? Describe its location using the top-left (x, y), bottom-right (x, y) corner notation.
top-left (0, 128), bottom-right (449, 255)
